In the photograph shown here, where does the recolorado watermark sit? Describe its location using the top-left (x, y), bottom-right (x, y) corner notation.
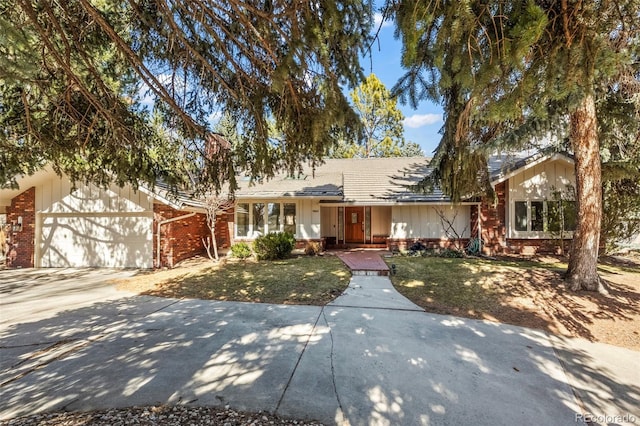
top-left (576, 413), bottom-right (637, 424)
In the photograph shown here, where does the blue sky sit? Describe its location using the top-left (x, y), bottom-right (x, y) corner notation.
top-left (363, 12), bottom-right (444, 156)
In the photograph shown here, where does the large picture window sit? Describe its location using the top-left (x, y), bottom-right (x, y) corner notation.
top-left (235, 201), bottom-right (297, 238)
top-left (513, 200), bottom-right (576, 235)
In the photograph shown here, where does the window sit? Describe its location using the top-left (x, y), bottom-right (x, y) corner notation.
top-left (513, 200), bottom-right (576, 235)
top-left (515, 201), bottom-right (528, 231)
top-left (268, 203), bottom-right (280, 231)
top-left (531, 201), bottom-right (544, 231)
top-left (253, 203), bottom-right (265, 235)
top-left (283, 203), bottom-right (296, 234)
top-left (236, 203), bottom-right (249, 237)
top-left (235, 202), bottom-right (297, 237)
top-left (548, 200), bottom-right (577, 232)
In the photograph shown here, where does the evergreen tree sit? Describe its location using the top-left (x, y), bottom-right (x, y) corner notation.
top-left (1, 0), bottom-right (372, 192)
top-left (390, 0), bottom-right (639, 291)
top-left (327, 73), bottom-right (424, 158)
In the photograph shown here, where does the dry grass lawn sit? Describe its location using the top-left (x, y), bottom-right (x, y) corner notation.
top-left (387, 254), bottom-right (640, 351)
top-left (115, 255), bottom-right (350, 306)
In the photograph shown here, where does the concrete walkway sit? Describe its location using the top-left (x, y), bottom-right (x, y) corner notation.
top-left (1, 270), bottom-right (639, 425)
top-left (335, 251), bottom-right (390, 275)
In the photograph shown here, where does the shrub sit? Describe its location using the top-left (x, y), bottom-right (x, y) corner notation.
top-left (230, 242), bottom-right (252, 259)
top-left (253, 232), bottom-right (296, 260)
top-left (304, 241), bottom-right (322, 256)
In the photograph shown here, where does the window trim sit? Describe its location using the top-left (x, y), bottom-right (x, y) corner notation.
top-left (234, 201), bottom-right (297, 239)
top-left (510, 199), bottom-right (575, 239)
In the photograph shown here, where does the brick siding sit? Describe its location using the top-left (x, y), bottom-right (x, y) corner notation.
top-left (6, 187), bottom-right (36, 268)
top-left (386, 238), bottom-right (470, 252)
top-left (153, 204), bottom-right (231, 268)
top-left (480, 182), bottom-right (507, 255)
top-left (504, 239), bottom-right (572, 256)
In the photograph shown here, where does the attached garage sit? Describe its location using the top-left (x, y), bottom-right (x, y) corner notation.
top-left (29, 172), bottom-right (155, 268)
top-left (38, 212), bottom-right (153, 268)
top-left (2, 167), bottom-right (217, 269)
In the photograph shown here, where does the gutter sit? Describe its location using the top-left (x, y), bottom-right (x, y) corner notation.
top-left (156, 212), bottom-right (197, 268)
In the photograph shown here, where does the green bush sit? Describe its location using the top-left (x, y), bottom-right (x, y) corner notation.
top-left (253, 232), bottom-right (296, 260)
top-left (230, 242), bottom-right (252, 259)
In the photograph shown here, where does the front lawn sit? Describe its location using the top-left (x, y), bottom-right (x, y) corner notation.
top-left (116, 255), bottom-right (350, 305)
top-left (386, 256), bottom-right (640, 350)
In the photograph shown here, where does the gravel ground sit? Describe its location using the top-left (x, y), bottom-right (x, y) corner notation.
top-left (0, 405), bottom-right (324, 426)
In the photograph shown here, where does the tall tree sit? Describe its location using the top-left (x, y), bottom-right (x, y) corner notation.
top-left (327, 73), bottom-right (424, 158)
top-left (390, 0), bottom-right (639, 292)
top-left (1, 1), bottom-right (372, 192)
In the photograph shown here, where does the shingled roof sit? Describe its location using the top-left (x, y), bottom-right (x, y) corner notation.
top-left (234, 157), bottom-right (445, 203)
top-left (234, 151), bottom-right (572, 204)
top-left (144, 150), bottom-right (573, 209)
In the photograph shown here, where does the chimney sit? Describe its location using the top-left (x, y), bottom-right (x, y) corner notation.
top-left (205, 133), bottom-right (232, 159)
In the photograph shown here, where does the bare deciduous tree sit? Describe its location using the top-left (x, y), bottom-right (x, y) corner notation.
top-left (433, 208), bottom-right (469, 254)
top-left (202, 194), bottom-right (235, 262)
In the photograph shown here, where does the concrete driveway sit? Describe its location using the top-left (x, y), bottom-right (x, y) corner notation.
top-left (0, 268), bottom-right (137, 326)
top-left (0, 271), bottom-right (638, 425)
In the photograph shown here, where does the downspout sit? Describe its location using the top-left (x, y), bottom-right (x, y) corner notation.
top-left (156, 212), bottom-right (197, 268)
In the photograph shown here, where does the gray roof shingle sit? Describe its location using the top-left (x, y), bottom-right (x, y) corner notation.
top-left (146, 151), bottom-right (571, 209)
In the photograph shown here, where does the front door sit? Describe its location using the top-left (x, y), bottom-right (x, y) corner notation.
top-left (345, 207), bottom-right (364, 243)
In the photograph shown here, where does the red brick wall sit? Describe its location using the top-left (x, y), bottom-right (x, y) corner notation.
top-left (6, 187), bottom-right (36, 268)
top-left (386, 238), bottom-right (470, 252)
top-left (153, 204), bottom-right (231, 268)
top-left (480, 182), bottom-right (507, 255)
top-left (505, 239), bottom-right (572, 255)
top-left (215, 209), bottom-right (233, 250)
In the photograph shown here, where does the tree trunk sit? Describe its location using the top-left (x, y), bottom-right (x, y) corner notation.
top-left (212, 225), bottom-right (219, 261)
top-left (566, 94), bottom-right (604, 292)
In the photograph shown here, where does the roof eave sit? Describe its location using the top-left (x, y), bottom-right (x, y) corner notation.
top-left (490, 152), bottom-right (574, 187)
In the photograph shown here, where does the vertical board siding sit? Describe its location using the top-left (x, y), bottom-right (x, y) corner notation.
top-left (320, 207), bottom-right (337, 237)
top-left (371, 206), bottom-right (391, 236)
top-left (391, 205), bottom-right (471, 239)
top-left (509, 159), bottom-right (575, 201)
top-left (36, 176), bottom-right (153, 213)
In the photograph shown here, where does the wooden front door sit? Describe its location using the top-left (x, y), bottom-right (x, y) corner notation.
top-left (345, 207), bottom-right (364, 243)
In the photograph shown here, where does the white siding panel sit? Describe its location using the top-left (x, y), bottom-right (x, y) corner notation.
top-left (371, 206), bottom-right (391, 236)
top-left (38, 177), bottom-right (152, 214)
top-left (310, 200), bottom-right (321, 238)
top-left (391, 206), bottom-right (408, 238)
top-left (298, 199), bottom-right (320, 239)
top-left (391, 205), bottom-right (470, 239)
top-left (509, 159), bottom-right (575, 200)
top-left (40, 213), bottom-right (153, 268)
top-left (321, 207), bottom-right (337, 237)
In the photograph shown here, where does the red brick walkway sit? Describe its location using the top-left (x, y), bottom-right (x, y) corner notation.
top-left (334, 250), bottom-right (390, 273)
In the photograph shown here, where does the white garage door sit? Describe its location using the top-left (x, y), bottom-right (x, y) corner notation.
top-left (39, 212), bottom-right (153, 268)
